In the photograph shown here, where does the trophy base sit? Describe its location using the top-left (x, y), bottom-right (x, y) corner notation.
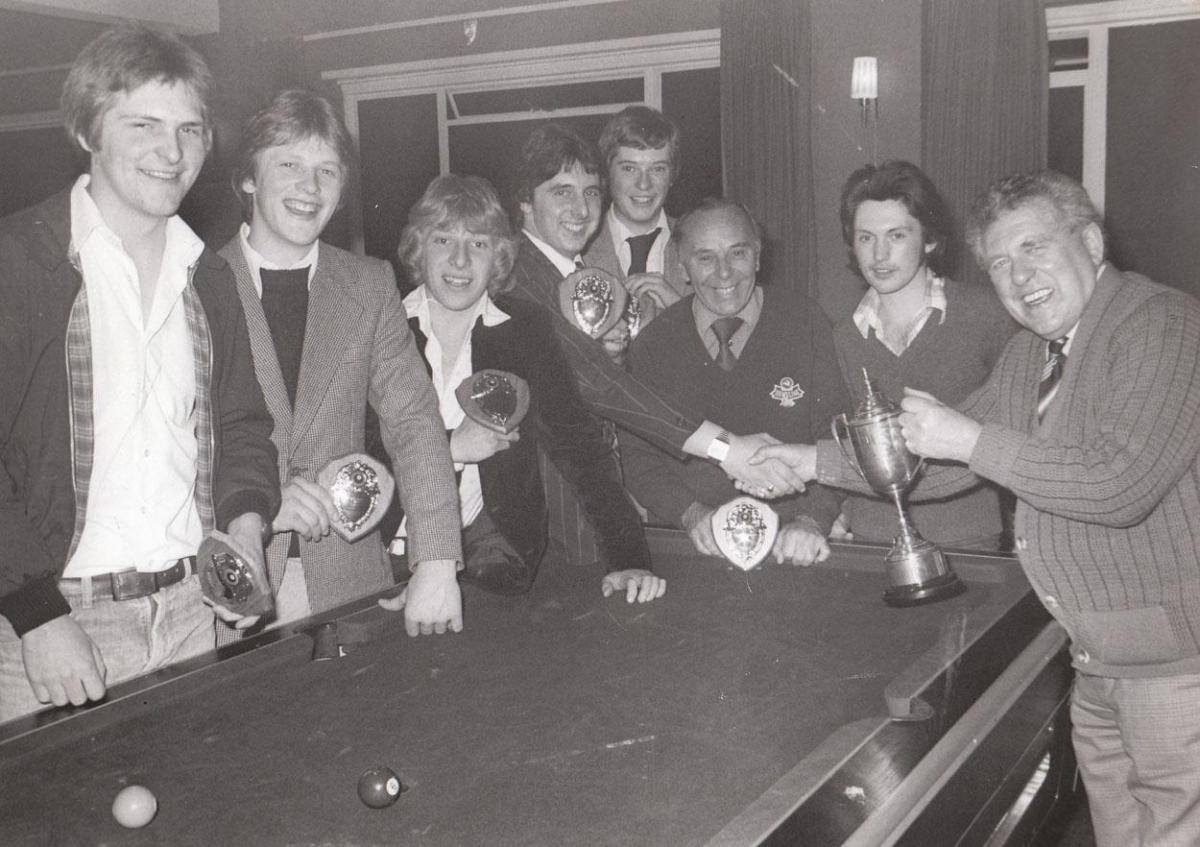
top-left (883, 571), bottom-right (965, 607)
top-left (883, 539), bottom-right (965, 607)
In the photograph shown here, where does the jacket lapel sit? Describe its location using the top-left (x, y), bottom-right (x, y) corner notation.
top-left (218, 239), bottom-right (294, 438)
top-left (293, 247), bottom-right (363, 443)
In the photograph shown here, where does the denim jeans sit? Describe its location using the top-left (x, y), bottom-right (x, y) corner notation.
top-left (0, 575), bottom-right (214, 724)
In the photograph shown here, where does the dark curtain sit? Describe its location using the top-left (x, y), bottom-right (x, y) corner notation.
top-left (921, 0), bottom-right (1048, 284)
top-left (719, 0), bottom-right (815, 296)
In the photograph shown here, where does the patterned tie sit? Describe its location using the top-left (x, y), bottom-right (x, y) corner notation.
top-left (711, 316), bottom-right (744, 372)
top-left (1036, 337), bottom-right (1068, 421)
top-left (626, 228), bottom-right (662, 275)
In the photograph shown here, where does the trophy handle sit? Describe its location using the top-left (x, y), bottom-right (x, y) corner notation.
top-left (831, 414), bottom-right (867, 482)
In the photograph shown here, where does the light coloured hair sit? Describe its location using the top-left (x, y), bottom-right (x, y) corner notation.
top-left (400, 174), bottom-right (518, 296)
top-left (966, 170), bottom-right (1104, 264)
top-left (61, 23), bottom-right (213, 154)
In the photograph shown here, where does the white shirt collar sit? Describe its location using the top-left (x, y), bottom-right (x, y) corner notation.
top-left (523, 228), bottom-right (580, 278)
top-left (402, 284), bottom-right (510, 336)
top-left (69, 174), bottom-right (204, 270)
top-left (606, 207), bottom-right (670, 246)
top-left (238, 221), bottom-right (320, 297)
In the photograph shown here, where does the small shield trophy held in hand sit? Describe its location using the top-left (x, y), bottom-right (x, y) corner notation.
top-left (198, 531), bottom-right (274, 618)
top-left (711, 496), bottom-right (780, 571)
top-left (558, 267), bottom-right (627, 339)
top-left (831, 369), bottom-right (965, 606)
top-left (316, 453), bottom-right (395, 543)
top-left (456, 370), bottom-right (531, 434)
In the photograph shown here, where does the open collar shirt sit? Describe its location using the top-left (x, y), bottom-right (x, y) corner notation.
top-left (401, 285), bottom-right (509, 533)
top-left (64, 175), bottom-right (206, 576)
top-left (852, 273), bottom-right (948, 356)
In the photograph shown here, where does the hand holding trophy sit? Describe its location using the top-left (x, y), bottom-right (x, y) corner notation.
top-left (455, 370), bottom-right (530, 434)
top-left (558, 267), bottom-right (627, 339)
top-left (832, 370), bottom-right (964, 606)
top-left (316, 454), bottom-right (396, 542)
top-left (711, 496), bottom-right (780, 571)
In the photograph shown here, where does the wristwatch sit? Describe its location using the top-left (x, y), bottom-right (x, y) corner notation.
top-left (706, 430), bottom-right (732, 463)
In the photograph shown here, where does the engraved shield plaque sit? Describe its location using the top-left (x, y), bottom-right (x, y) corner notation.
top-left (198, 530), bottom-right (273, 618)
top-left (558, 268), bottom-right (627, 338)
top-left (711, 496), bottom-right (780, 571)
top-left (456, 369), bottom-right (530, 434)
top-left (317, 453), bottom-right (396, 542)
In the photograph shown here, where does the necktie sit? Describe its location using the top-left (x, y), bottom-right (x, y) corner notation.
top-left (626, 228), bottom-right (662, 275)
top-left (1036, 337), bottom-right (1068, 421)
top-left (259, 267), bottom-right (311, 408)
top-left (711, 316), bottom-right (744, 372)
top-left (574, 257), bottom-right (585, 271)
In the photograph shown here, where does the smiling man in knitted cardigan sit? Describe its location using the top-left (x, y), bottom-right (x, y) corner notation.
top-left (753, 171), bottom-right (1200, 847)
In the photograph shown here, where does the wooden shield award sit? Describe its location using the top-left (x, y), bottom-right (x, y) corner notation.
top-left (558, 267), bottom-right (627, 338)
top-left (198, 530), bottom-right (274, 618)
top-left (317, 453), bottom-right (395, 542)
top-left (711, 496), bottom-right (780, 571)
top-left (456, 370), bottom-right (530, 434)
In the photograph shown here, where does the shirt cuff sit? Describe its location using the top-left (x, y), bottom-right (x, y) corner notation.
top-left (682, 420), bottom-right (724, 459)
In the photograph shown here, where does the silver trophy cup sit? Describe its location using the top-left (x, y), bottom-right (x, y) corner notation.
top-left (831, 370), bottom-right (964, 606)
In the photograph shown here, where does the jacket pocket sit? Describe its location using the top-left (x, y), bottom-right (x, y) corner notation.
top-left (1075, 606), bottom-right (1184, 666)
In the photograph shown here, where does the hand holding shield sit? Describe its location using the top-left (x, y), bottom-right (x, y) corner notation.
top-left (198, 530), bottom-right (274, 619)
top-left (316, 453), bottom-right (395, 542)
top-left (559, 267), bottom-right (627, 339)
top-left (455, 370), bottom-right (530, 434)
top-left (710, 496), bottom-right (780, 571)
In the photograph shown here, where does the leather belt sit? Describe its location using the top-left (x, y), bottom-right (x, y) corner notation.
top-left (62, 557), bottom-right (197, 602)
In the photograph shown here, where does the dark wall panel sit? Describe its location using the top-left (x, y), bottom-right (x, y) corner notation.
top-left (1048, 86), bottom-right (1083, 182)
top-left (0, 127), bottom-right (80, 218)
top-left (1106, 20), bottom-right (1200, 296)
top-left (662, 66), bottom-right (722, 216)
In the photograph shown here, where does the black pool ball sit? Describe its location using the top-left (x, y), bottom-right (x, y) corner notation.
top-left (357, 767), bottom-right (402, 809)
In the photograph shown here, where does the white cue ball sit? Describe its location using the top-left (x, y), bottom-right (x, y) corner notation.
top-left (112, 784), bottom-right (158, 828)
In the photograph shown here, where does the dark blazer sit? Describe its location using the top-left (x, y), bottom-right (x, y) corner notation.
top-left (0, 190), bottom-right (279, 635)
top-left (221, 238), bottom-right (462, 614)
top-left (409, 295), bottom-right (650, 575)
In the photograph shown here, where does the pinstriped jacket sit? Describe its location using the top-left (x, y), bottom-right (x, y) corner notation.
top-left (221, 239), bottom-right (462, 614)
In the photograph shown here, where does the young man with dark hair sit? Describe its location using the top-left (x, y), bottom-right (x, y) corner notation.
top-left (583, 105), bottom-right (689, 315)
top-left (0, 24), bottom-right (280, 722)
top-left (223, 90), bottom-right (462, 636)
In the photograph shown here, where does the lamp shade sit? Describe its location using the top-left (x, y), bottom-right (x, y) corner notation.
top-left (851, 56), bottom-right (878, 100)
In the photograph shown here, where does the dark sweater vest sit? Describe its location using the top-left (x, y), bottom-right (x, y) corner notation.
top-left (832, 279), bottom-right (1017, 546)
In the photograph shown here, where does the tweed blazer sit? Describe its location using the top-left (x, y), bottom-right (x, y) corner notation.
top-left (220, 239), bottom-right (461, 614)
top-left (581, 215), bottom-right (691, 301)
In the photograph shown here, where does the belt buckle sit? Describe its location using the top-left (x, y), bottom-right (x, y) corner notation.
top-left (110, 570), bottom-right (158, 602)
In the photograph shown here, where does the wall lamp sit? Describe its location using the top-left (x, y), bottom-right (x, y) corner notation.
top-left (851, 56), bottom-right (879, 124)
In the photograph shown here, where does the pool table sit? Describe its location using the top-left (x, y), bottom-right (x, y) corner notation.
top-left (0, 530), bottom-right (1075, 846)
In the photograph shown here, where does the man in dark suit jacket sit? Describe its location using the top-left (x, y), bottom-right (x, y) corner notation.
top-left (505, 123), bottom-right (804, 567)
top-left (222, 91), bottom-right (463, 637)
top-left (396, 174), bottom-right (663, 602)
top-left (620, 198), bottom-right (847, 565)
top-left (582, 106), bottom-right (690, 328)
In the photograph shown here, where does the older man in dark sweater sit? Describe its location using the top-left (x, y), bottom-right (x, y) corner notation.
top-left (755, 171), bottom-right (1200, 847)
top-left (620, 199), bottom-right (848, 564)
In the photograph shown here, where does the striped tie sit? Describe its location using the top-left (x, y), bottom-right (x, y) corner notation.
top-left (1036, 337), bottom-right (1068, 422)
